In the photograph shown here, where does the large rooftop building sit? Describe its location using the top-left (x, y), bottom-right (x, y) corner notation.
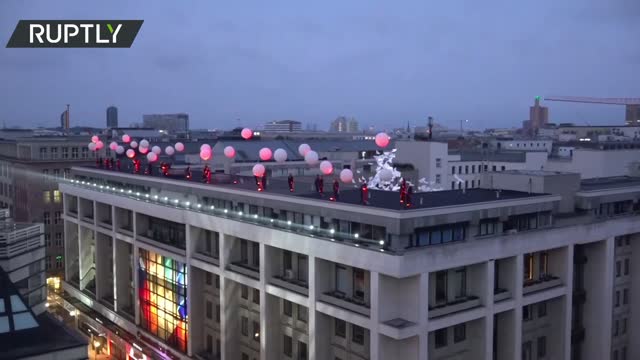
top-left (59, 164), bottom-right (640, 360)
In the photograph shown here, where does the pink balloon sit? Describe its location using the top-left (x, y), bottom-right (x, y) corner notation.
top-left (224, 146), bottom-right (236, 158)
top-left (122, 134), bottom-right (131, 143)
top-left (147, 152), bottom-right (158, 162)
top-left (91, 135), bottom-right (99, 143)
top-left (252, 163), bottom-right (265, 177)
top-left (139, 147), bottom-right (149, 154)
top-left (95, 141), bottom-right (104, 150)
top-left (109, 141), bottom-right (118, 151)
top-left (320, 160), bottom-right (334, 175)
top-left (375, 132), bottom-right (390, 148)
top-left (340, 169), bottom-right (353, 183)
top-left (200, 149), bottom-right (212, 161)
top-left (175, 142), bottom-right (185, 152)
top-left (259, 147), bottom-right (272, 161)
top-left (241, 128), bottom-right (253, 140)
top-left (126, 149), bottom-right (135, 158)
top-left (298, 144), bottom-right (311, 157)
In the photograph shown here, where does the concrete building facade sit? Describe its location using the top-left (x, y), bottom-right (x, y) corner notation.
top-left (0, 208), bottom-right (47, 315)
top-left (59, 166), bottom-right (640, 360)
top-left (143, 113), bottom-right (190, 133)
top-left (0, 137), bottom-right (103, 283)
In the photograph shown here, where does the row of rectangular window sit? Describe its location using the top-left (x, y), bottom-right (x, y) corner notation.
top-left (451, 164), bottom-right (506, 175)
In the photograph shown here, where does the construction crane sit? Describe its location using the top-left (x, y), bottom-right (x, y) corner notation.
top-left (544, 96), bottom-right (640, 125)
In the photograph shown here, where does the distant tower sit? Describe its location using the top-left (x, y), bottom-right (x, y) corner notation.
top-left (60, 104), bottom-right (70, 130)
top-left (523, 96), bottom-right (548, 136)
top-left (107, 106), bottom-right (118, 128)
top-left (427, 116), bottom-right (434, 140)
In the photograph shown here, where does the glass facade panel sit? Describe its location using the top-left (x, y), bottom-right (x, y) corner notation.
top-left (138, 249), bottom-right (188, 353)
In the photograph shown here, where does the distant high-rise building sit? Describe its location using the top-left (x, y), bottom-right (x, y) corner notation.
top-left (264, 120), bottom-right (302, 132)
top-left (143, 113), bottom-right (189, 133)
top-left (59, 105), bottom-right (69, 130)
top-left (522, 97), bottom-right (548, 136)
top-left (106, 106), bottom-right (118, 128)
top-left (331, 116), bottom-right (359, 133)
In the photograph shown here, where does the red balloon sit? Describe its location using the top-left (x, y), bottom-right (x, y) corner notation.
top-left (259, 148), bottom-right (272, 161)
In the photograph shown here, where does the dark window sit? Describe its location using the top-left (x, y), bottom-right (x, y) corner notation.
top-left (242, 353), bottom-right (249, 360)
top-left (253, 288), bottom-right (260, 304)
top-left (538, 302), bottom-right (547, 317)
top-left (436, 271), bottom-right (447, 304)
top-left (616, 291), bottom-right (620, 307)
top-left (523, 305), bottom-right (532, 321)
top-left (352, 325), bottom-right (365, 345)
top-left (283, 300), bottom-right (292, 317)
top-left (205, 272), bottom-right (212, 286)
top-left (435, 328), bottom-right (447, 348)
top-left (537, 337), bottom-right (546, 358)
top-left (616, 261), bottom-right (621, 277)
top-left (623, 289), bottom-right (628, 305)
top-left (206, 300), bottom-right (212, 319)
top-left (241, 316), bottom-right (248, 336)
top-left (455, 268), bottom-right (467, 298)
top-left (335, 319), bottom-right (346, 338)
top-left (298, 306), bottom-right (308, 323)
top-left (241, 285), bottom-right (248, 299)
top-left (479, 219), bottom-right (497, 236)
top-left (206, 334), bottom-right (213, 354)
top-left (452, 167), bottom-right (456, 175)
top-left (624, 259), bottom-right (629, 275)
top-left (353, 268), bottom-right (365, 300)
top-left (253, 321), bottom-right (260, 342)
top-left (465, 165), bottom-right (469, 174)
top-left (216, 305), bottom-right (220, 323)
top-left (283, 335), bottom-right (292, 357)
top-left (454, 324), bottom-right (466, 343)
top-left (283, 250), bottom-right (292, 271)
top-left (298, 341), bottom-right (307, 360)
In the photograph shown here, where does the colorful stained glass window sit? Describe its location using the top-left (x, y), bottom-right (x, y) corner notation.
top-left (138, 249), bottom-right (188, 353)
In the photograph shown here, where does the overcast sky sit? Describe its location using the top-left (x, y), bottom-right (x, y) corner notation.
top-left (1, 0), bottom-right (638, 131)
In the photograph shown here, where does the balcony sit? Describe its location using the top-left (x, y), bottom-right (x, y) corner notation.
top-left (429, 295), bottom-right (481, 318)
top-left (493, 288), bottom-right (511, 302)
top-left (193, 251), bottom-right (220, 266)
top-left (320, 290), bottom-right (370, 317)
top-left (98, 219), bottom-right (113, 230)
top-left (118, 224), bottom-right (133, 236)
top-left (67, 209), bottom-right (78, 218)
top-left (81, 215), bottom-right (94, 224)
top-left (271, 274), bottom-right (308, 296)
top-left (227, 261), bottom-right (259, 279)
top-left (523, 275), bottom-right (562, 295)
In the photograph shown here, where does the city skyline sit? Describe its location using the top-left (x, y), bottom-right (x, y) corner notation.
top-left (1, 0), bottom-right (639, 130)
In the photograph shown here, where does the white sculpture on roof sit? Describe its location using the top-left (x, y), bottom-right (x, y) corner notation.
top-left (362, 149), bottom-right (444, 192)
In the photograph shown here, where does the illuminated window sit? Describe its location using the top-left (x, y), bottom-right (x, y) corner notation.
top-left (524, 254), bottom-right (534, 281)
top-left (138, 249), bottom-right (188, 353)
top-left (53, 190), bottom-right (61, 203)
top-left (43, 191), bottom-right (51, 204)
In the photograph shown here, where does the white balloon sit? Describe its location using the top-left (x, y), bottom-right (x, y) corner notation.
top-left (152, 146), bottom-right (162, 155)
top-left (298, 143), bottom-right (311, 157)
top-left (139, 139), bottom-right (150, 149)
top-left (165, 146), bottom-right (175, 156)
top-left (126, 149), bottom-right (135, 158)
top-left (252, 163), bottom-right (265, 177)
top-left (340, 169), bottom-right (354, 183)
top-left (379, 168), bottom-right (393, 182)
top-left (273, 148), bottom-right (287, 163)
top-left (116, 145), bottom-right (125, 154)
top-left (88, 142), bottom-right (96, 151)
top-left (175, 142), bottom-right (185, 152)
top-left (304, 150), bottom-right (319, 166)
top-left (147, 152), bottom-right (158, 162)
top-left (320, 160), bottom-right (334, 175)
top-left (130, 141), bottom-right (138, 149)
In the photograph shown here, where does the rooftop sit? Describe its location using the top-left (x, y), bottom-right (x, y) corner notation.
top-left (74, 166), bottom-right (548, 211)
